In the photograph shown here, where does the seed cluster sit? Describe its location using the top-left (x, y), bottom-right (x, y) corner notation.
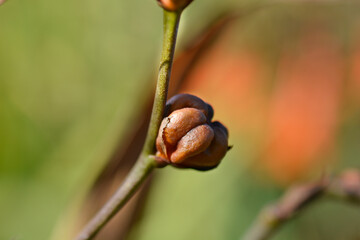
top-left (156, 94), bottom-right (229, 170)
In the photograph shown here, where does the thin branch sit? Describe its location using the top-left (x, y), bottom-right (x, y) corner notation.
top-left (241, 169), bottom-right (360, 240)
top-left (75, 155), bottom-right (155, 240)
top-left (143, 10), bottom-right (182, 155)
top-left (327, 169), bottom-right (360, 205)
top-left (75, 10), bottom-right (182, 240)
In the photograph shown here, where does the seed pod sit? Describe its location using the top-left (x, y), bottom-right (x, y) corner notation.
top-left (171, 124), bottom-right (214, 163)
top-left (157, 0), bottom-right (194, 12)
top-left (164, 93), bottom-right (214, 120)
top-left (156, 93), bottom-right (230, 170)
top-left (156, 107), bottom-right (207, 157)
top-left (173, 121), bottom-right (228, 170)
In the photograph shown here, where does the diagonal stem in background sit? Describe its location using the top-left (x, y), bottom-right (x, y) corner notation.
top-left (241, 169), bottom-right (360, 240)
top-left (75, 10), bottom-right (182, 240)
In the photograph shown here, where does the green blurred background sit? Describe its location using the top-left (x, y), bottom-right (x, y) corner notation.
top-left (1, 0), bottom-right (360, 239)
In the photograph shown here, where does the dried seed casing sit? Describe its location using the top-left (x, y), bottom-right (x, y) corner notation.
top-left (156, 93), bottom-right (229, 170)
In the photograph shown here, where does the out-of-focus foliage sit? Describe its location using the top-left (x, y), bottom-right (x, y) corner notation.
top-left (1, 0), bottom-right (360, 240)
top-left (0, 0), bottom-right (162, 238)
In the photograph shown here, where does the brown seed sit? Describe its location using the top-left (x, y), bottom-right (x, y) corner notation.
top-left (156, 118), bottom-right (171, 158)
top-left (162, 108), bottom-right (206, 146)
top-left (155, 94), bottom-right (230, 171)
top-left (170, 124), bottom-right (214, 163)
top-left (165, 93), bottom-right (213, 120)
top-left (156, 107), bottom-right (207, 158)
top-left (176, 122), bottom-right (229, 170)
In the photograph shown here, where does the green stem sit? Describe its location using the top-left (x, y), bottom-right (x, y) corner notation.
top-left (143, 10), bottom-right (182, 154)
top-left (75, 9), bottom-right (182, 240)
top-left (76, 155), bottom-right (155, 240)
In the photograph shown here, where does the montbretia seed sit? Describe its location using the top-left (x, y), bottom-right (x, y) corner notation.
top-left (156, 93), bottom-right (229, 170)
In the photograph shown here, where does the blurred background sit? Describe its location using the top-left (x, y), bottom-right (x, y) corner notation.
top-left (0, 0), bottom-right (360, 239)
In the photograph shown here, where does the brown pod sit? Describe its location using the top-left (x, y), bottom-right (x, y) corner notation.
top-left (156, 119), bottom-right (171, 159)
top-left (155, 93), bottom-right (230, 171)
top-left (163, 108), bottom-right (206, 146)
top-left (156, 108), bottom-right (207, 158)
top-left (175, 121), bottom-right (229, 170)
top-left (165, 93), bottom-right (213, 120)
top-left (157, 0), bottom-right (194, 11)
top-left (170, 124), bottom-right (214, 163)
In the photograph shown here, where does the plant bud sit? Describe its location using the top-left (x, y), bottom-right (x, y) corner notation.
top-left (156, 94), bottom-right (230, 170)
top-left (157, 0), bottom-right (194, 11)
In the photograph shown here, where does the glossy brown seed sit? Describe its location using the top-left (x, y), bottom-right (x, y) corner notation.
top-left (170, 124), bottom-right (214, 163)
top-left (162, 108), bottom-right (206, 146)
top-left (156, 107), bottom-right (207, 158)
top-left (165, 93), bottom-right (213, 120)
top-left (155, 93), bottom-right (230, 170)
top-left (175, 121), bottom-right (228, 170)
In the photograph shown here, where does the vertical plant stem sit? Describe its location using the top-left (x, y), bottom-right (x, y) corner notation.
top-left (75, 9), bottom-right (182, 240)
top-left (143, 10), bottom-right (182, 155)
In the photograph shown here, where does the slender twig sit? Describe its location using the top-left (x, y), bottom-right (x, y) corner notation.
top-left (241, 182), bottom-right (326, 240)
top-left (75, 155), bottom-right (155, 240)
top-left (143, 10), bottom-right (182, 155)
top-left (327, 169), bottom-right (360, 205)
top-left (241, 170), bottom-right (360, 240)
top-left (75, 10), bottom-right (182, 240)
